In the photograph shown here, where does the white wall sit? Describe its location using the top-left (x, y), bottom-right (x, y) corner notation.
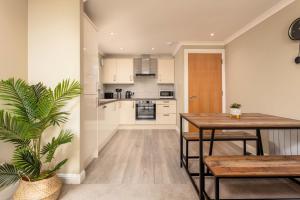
top-left (0, 0), bottom-right (28, 163)
top-left (28, 0), bottom-right (82, 174)
top-left (225, 1), bottom-right (300, 153)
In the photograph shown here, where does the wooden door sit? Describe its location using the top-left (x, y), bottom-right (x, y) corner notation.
top-left (188, 53), bottom-right (222, 132)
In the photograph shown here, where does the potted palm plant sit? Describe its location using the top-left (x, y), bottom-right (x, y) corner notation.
top-left (0, 78), bottom-right (80, 200)
top-left (230, 103), bottom-right (242, 119)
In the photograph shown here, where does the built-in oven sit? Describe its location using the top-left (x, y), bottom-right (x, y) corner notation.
top-left (136, 100), bottom-right (156, 120)
top-left (159, 90), bottom-right (174, 99)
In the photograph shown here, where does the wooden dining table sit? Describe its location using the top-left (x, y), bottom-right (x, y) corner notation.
top-left (179, 113), bottom-right (300, 200)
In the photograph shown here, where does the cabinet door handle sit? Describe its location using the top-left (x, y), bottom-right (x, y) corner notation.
top-left (163, 101), bottom-right (169, 103)
top-left (130, 75), bottom-right (133, 81)
top-left (132, 102), bottom-right (135, 108)
top-left (113, 75), bottom-right (116, 81)
top-left (163, 105), bottom-right (169, 108)
top-left (163, 114), bottom-right (170, 116)
top-left (103, 105), bottom-right (107, 109)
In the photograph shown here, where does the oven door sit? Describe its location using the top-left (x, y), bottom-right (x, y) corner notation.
top-left (136, 104), bottom-right (156, 120)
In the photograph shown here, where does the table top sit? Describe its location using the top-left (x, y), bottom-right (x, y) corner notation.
top-left (180, 113), bottom-right (300, 129)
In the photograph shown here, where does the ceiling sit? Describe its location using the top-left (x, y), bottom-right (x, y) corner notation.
top-left (84, 0), bottom-right (283, 55)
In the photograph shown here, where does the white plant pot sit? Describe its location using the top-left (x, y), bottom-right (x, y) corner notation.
top-left (230, 108), bottom-right (241, 118)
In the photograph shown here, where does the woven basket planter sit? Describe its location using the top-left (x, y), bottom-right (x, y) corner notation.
top-left (13, 175), bottom-right (62, 200)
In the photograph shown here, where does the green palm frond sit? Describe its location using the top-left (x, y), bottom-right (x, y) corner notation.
top-left (37, 159), bottom-right (68, 181)
top-left (53, 79), bottom-right (81, 107)
top-left (41, 130), bottom-right (73, 163)
top-left (12, 148), bottom-right (41, 179)
top-left (32, 83), bottom-right (54, 120)
top-left (46, 80), bottom-right (80, 126)
top-left (0, 79), bottom-right (37, 122)
top-left (0, 163), bottom-right (20, 189)
top-left (0, 110), bottom-right (38, 146)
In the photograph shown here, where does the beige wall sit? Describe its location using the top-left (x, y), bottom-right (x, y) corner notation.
top-left (28, 0), bottom-right (82, 174)
top-left (174, 45), bottom-right (225, 127)
top-left (225, 1), bottom-right (300, 151)
top-left (226, 1), bottom-right (300, 120)
top-left (0, 0), bottom-right (28, 162)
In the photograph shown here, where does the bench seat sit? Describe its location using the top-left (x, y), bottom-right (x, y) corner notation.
top-left (183, 131), bottom-right (258, 141)
top-left (205, 155), bottom-right (300, 178)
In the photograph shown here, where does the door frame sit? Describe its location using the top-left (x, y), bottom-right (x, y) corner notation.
top-left (183, 49), bottom-right (226, 130)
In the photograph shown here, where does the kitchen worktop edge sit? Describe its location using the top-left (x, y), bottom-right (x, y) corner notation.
top-left (98, 98), bottom-right (176, 106)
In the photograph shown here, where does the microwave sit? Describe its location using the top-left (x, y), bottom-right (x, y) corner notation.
top-left (159, 90), bottom-right (174, 99)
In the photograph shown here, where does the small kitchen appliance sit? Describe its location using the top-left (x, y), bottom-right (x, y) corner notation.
top-left (104, 92), bottom-right (114, 99)
top-left (159, 90), bottom-right (174, 99)
top-left (125, 91), bottom-right (134, 99)
top-left (116, 88), bottom-right (122, 99)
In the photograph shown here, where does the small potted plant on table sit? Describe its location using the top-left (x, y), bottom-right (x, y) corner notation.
top-left (0, 78), bottom-right (80, 200)
top-left (230, 103), bottom-right (242, 119)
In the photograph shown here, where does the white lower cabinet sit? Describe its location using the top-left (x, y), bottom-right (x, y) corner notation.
top-left (98, 102), bottom-right (119, 151)
top-left (156, 113), bottom-right (176, 125)
top-left (156, 100), bottom-right (176, 125)
top-left (119, 101), bottom-right (136, 124)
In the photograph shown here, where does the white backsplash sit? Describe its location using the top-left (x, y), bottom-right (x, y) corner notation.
top-left (104, 76), bottom-right (174, 99)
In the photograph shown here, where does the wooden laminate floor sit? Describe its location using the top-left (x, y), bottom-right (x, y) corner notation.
top-left (60, 129), bottom-right (300, 200)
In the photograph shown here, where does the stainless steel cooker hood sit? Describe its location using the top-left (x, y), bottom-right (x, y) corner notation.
top-left (134, 55), bottom-right (157, 76)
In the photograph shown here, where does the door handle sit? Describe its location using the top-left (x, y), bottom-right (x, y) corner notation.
top-left (189, 96), bottom-right (198, 100)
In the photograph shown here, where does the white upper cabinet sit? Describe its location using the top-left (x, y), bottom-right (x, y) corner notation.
top-left (102, 58), bottom-right (134, 84)
top-left (157, 58), bottom-right (175, 84)
top-left (116, 59), bottom-right (134, 84)
top-left (102, 58), bottom-right (117, 84)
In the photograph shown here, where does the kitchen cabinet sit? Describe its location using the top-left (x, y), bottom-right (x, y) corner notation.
top-left (98, 102), bottom-right (119, 151)
top-left (157, 58), bottom-right (175, 84)
top-left (81, 15), bottom-right (99, 169)
top-left (119, 100), bottom-right (136, 124)
top-left (102, 58), bottom-right (117, 84)
top-left (156, 100), bottom-right (176, 125)
top-left (102, 58), bottom-right (134, 84)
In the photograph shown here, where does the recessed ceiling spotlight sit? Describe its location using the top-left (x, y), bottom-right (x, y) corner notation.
top-left (151, 47), bottom-right (155, 50)
top-left (109, 32), bottom-right (116, 36)
top-left (210, 33), bottom-right (215, 37)
top-left (166, 41), bottom-right (174, 46)
top-left (119, 47), bottom-right (124, 50)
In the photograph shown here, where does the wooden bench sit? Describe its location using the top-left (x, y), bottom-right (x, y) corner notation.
top-left (181, 131), bottom-right (258, 170)
top-left (204, 155), bottom-right (300, 200)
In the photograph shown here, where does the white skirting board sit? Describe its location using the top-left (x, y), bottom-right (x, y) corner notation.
top-left (119, 124), bottom-right (177, 130)
top-left (58, 170), bottom-right (86, 184)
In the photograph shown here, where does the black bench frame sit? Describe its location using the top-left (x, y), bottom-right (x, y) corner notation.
top-left (182, 129), bottom-right (259, 171)
top-left (209, 176), bottom-right (300, 200)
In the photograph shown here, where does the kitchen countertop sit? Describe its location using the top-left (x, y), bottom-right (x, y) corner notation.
top-left (98, 98), bottom-right (176, 106)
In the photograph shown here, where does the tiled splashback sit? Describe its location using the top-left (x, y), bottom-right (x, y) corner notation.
top-left (104, 76), bottom-right (174, 99)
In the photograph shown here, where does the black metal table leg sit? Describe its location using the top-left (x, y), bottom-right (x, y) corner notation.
top-left (215, 177), bottom-right (220, 200)
top-left (199, 128), bottom-right (205, 200)
top-left (256, 129), bottom-right (264, 155)
top-left (209, 129), bottom-right (215, 156)
top-left (243, 140), bottom-right (247, 155)
top-left (186, 140), bottom-right (189, 169)
top-left (180, 116), bottom-right (183, 167)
